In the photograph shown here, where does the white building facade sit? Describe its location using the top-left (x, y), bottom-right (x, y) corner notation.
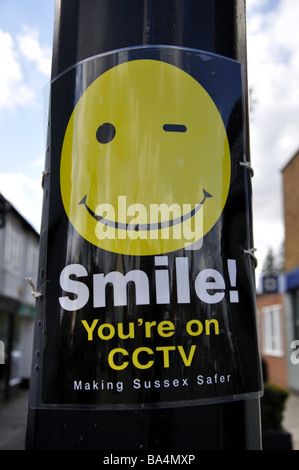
top-left (0, 193), bottom-right (39, 399)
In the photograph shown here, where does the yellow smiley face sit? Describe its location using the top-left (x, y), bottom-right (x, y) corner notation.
top-left (60, 59), bottom-right (231, 255)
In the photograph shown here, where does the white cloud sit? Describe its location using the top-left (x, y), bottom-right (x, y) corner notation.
top-left (0, 25), bottom-right (50, 231)
top-left (17, 28), bottom-right (51, 76)
top-left (247, 0), bottom-right (270, 12)
top-left (0, 29), bottom-right (34, 110)
top-left (247, 0), bottom-right (299, 274)
top-left (0, 171), bottom-right (43, 231)
top-left (0, 26), bottom-right (51, 113)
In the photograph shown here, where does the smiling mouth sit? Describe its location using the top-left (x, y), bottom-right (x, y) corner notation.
top-left (79, 189), bottom-right (212, 231)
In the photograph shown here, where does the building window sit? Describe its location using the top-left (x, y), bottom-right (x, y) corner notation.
top-left (290, 289), bottom-right (299, 341)
top-left (26, 238), bottom-right (38, 280)
top-left (4, 218), bottom-right (22, 273)
top-left (262, 304), bottom-right (284, 357)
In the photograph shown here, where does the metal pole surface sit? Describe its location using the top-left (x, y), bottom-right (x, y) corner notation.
top-left (26, 0), bottom-right (262, 450)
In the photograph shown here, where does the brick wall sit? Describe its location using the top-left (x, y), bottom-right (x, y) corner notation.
top-left (257, 293), bottom-right (288, 389)
top-left (282, 150), bottom-right (299, 272)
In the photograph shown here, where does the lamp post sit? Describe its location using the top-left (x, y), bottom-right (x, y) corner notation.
top-left (26, 0), bottom-right (262, 450)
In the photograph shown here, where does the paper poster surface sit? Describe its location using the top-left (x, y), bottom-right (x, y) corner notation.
top-left (38, 46), bottom-right (262, 408)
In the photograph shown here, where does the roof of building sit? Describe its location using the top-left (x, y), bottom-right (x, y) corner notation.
top-left (0, 193), bottom-right (39, 239)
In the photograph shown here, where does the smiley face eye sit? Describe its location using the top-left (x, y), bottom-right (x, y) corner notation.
top-left (163, 124), bottom-right (187, 133)
top-left (96, 123), bottom-right (116, 144)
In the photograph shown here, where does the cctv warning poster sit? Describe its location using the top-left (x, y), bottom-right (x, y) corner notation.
top-left (33, 46), bottom-right (262, 408)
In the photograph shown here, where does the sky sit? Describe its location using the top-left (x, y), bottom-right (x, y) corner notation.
top-left (0, 0), bottom-right (298, 285)
top-left (0, 0), bottom-right (55, 232)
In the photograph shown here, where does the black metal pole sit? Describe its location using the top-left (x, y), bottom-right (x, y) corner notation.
top-left (26, 0), bottom-right (262, 451)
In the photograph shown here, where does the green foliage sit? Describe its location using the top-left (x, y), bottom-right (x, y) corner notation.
top-left (261, 382), bottom-right (289, 431)
top-left (262, 245), bottom-right (284, 275)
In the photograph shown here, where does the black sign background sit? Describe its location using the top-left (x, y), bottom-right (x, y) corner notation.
top-left (37, 46), bottom-right (262, 408)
